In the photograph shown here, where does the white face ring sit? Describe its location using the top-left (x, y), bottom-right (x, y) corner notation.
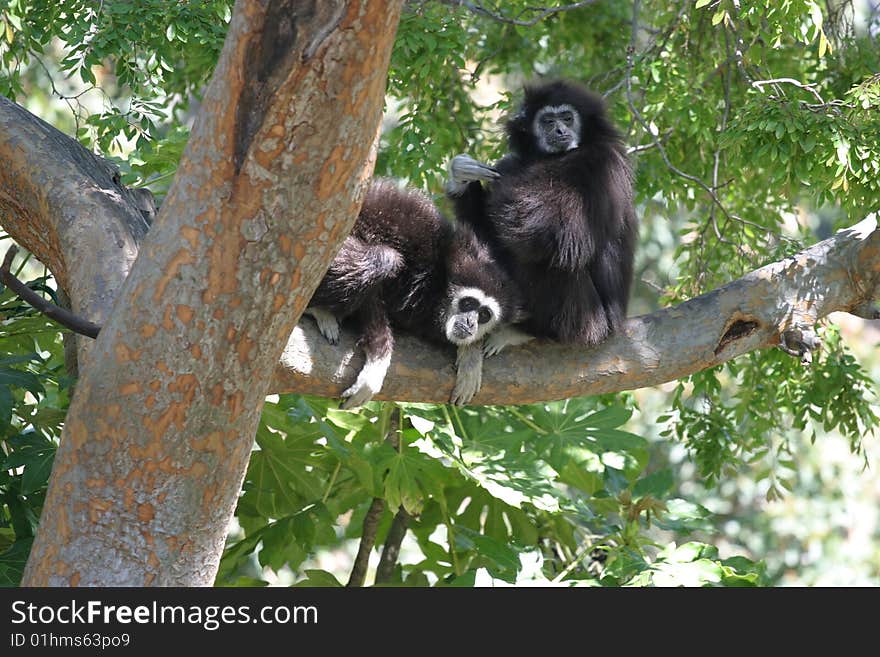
top-left (445, 286), bottom-right (503, 345)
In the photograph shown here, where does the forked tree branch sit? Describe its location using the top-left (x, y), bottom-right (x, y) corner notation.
top-left (0, 95), bottom-right (151, 363)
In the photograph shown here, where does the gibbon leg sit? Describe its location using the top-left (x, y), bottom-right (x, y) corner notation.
top-left (341, 297), bottom-right (393, 409)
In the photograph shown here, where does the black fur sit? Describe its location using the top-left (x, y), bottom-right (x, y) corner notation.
top-left (308, 178), bottom-right (522, 387)
top-left (451, 79), bottom-right (638, 345)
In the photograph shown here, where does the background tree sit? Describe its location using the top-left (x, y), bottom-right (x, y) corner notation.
top-left (1, 1), bottom-right (878, 586)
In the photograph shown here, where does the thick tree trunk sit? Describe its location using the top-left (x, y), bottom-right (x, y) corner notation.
top-left (18, 0), bottom-right (404, 586)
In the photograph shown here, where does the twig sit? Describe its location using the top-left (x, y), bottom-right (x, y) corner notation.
top-left (375, 508), bottom-right (412, 584)
top-left (428, 0), bottom-right (601, 26)
top-left (346, 497), bottom-right (385, 587)
top-left (345, 405), bottom-right (401, 587)
top-left (551, 540), bottom-right (596, 583)
top-left (0, 246), bottom-right (101, 338)
top-left (751, 77), bottom-right (826, 105)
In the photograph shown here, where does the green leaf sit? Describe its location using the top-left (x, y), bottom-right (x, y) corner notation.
top-left (259, 517), bottom-right (309, 572)
top-left (0, 368), bottom-right (44, 396)
top-left (455, 526), bottom-right (521, 578)
top-left (0, 385), bottom-right (13, 426)
top-left (20, 446), bottom-right (56, 495)
top-left (294, 569), bottom-right (343, 587)
top-left (650, 558), bottom-right (723, 587)
top-left (0, 538), bottom-right (33, 587)
top-left (244, 422), bottom-right (326, 517)
top-left (380, 440), bottom-right (449, 514)
top-left (651, 499), bottom-right (715, 533)
top-left (633, 468), bottom-right (674, 497)
top-left (445, 570), bottom-right (477, 587)
top-left (0, 353), bottom-right (42, 367)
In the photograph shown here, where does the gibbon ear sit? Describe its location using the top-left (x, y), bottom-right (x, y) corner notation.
top-left (506, 106), bottom-right (529, 135)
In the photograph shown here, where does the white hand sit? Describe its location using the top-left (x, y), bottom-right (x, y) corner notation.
top-left (445, 154), bottom-right (499, 196)
top-left (483, 325), bottom-right (534, 357)
top-left (340, 352), bottom-right (391, 409)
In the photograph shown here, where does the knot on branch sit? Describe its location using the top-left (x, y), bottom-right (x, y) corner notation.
top-left (714, 315), bottom-right (760, 355)
top-left (779, 323), bottom-right (821, 364)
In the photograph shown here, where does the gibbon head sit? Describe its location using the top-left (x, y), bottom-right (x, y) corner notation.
top-left (443, 286), bottom-right (504, 346)
top-left (442, 225), bottom-right (525, 346)
top-left (506, 79), bottom-right (620, 159)
top-left (531, 103), bottom-right (581, 154)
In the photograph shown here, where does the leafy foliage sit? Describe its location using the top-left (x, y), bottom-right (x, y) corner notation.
top-left (0, 1), bottom-right (878, 585)
top-left (217, 394), bottom-right (765, 587)
top-left (0, 0), bottom-right (232, 199)
top-left (661, 324), bottom-right (878, 492)
top-left (0, 260), bottom-right (70, 586)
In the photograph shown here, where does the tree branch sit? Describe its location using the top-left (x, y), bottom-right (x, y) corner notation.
top-left (375, 508), bottom-right (411, 585)
top-left (0, 95), bottom-right (150, 362)
top-left (273, 216), bottom-right (880, 404)
top-left (0, 245), bottom-right (101, 338)
top-left (347, 497), bottom-right (386, 587)
top-left (347, 405), bottom-right (400, 587)
top-left (424, 1), bottom-right (602, 27)
top-left (4, 159), bottom-right (878, 407)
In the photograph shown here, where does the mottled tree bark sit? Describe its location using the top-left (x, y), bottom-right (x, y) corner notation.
top-left (0, 96), bottom-right (150, 365)
top-left (16, 0), bottom-right (404, 586)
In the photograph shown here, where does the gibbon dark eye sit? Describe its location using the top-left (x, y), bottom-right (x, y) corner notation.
top-left (478, 307), bottom-right (493, 324)
top-left (459, 296), bottom-right (479, 312)
top-left (561, 112), bottom-right (574, 125)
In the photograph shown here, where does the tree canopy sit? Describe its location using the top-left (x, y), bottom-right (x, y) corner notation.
top-left (1, 1), bottom-right (879, 586)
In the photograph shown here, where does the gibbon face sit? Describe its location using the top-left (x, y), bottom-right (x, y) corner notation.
top-left (532, 103), bottom-right (581, 154)
top-left (443, 286), bottom-right (503, 345)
